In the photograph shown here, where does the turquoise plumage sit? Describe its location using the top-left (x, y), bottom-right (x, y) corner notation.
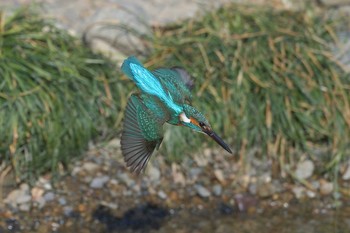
top-left (121, 56), bottom-right (232, 173)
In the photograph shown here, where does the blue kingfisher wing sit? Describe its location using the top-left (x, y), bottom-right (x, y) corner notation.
top-left (121, 56), bottom-right (183, 114)
top-left (152, 67), bottom-right (193, 104)
top-left (121, 94), bottom-right (165, 173)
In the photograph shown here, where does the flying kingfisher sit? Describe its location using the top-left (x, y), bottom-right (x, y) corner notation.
top-left (120, 56), bottom-right (232, 173)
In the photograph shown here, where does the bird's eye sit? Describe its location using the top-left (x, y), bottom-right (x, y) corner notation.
top-left (199, 122), bottom-right (205, 127)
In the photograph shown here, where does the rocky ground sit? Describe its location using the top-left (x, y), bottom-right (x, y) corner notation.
top-left (1, 138), bottom-right (349, 232)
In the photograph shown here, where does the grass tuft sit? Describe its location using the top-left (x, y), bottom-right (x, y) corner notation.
top-left (143, 5), bottom-right (350, 173)
top-left (0, 8), bottom-right (129, 181)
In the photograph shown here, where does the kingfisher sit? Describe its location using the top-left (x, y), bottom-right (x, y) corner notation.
top-left (120, 56), bottom-right (232, 173)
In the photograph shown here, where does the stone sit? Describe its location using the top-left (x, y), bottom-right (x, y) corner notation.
top-left (194, 184), bottom-right (211, 198)
top-left (212, 184), bottom-right (222, 196)
top-left (63, 206), bottom-right (74, 217)
top-left (16, 194), bottom-right (31, 204)
top-left (214, 169), bottom-right (226, 184)
top-left (4, 189), bottom-right (23, 208)
top-left (31, 187), bottom-right (44, 201)
top-left (306, 190), bottom-right (316, 198)
top-left (18, 203), bottom-right (30, 212)
top-left (71, 167), bottom-right (82, 176)
top-left (100, 201), bottom-right (118, 209)
top-left (157, 190), bottom-right (167, 200)
top-left (292, 186), bottom-right (305, 199)
top-left (311, 180), bottom-right (320, 190)
top-left (82, 162), bottom-right (99, 173)
top-left (248, 183), bottom-right (257, 195)
top-left (320, 180), bottom-right (334, 195)
top-left (4, 187), bottom-right (31, 208)
top-left (193, 153), bottom-right (209, 167)
top-left (58, 197), bottom-right (67, 205)
top-left (117, 173), bottom-right (135, 187)
top-left (90, 176), bottom-right (110, 189)
top-left (107, 138), bottom-right (121, 148)
top-left (234, 193), bottom-right (258, 212)
top-left (19, 183), bottom-right (29, 192)
top-left (147, 165), bottom-right (161, 182)
top-left (189, 168), bottom-right (202, 180)
top-left (36, 177), bottom-right (52, 190)
top-left (295, 160), bottom-right (314, 180)
top-left (35, 197), bottom-right (46, 209)
top-left (43, 192), bottom-right (55, 202)
top-left (257, 183), bottom-right (274, 198)
top-left (342, 163), bottom-right (350, 180)
top-left (171, 164), bottom-right (186, 186)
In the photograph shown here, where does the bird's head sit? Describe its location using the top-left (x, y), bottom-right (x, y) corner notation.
top-left (179, 104), bottom-right (232, 154)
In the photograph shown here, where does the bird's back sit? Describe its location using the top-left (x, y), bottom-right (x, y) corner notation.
top-left (152, 68), bottom-right (193, 105)
top-left (121, 56), bottom-right (183, 114)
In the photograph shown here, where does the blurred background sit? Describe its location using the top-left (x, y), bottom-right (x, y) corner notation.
top-left (0, 0), bottom-right (349, 232)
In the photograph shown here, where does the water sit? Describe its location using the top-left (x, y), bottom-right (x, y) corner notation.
top-left (92, 201), bottom-right (350, 233)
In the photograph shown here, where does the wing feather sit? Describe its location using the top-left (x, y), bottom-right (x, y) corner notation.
top-left (121, 94), bottom-right (164, 173)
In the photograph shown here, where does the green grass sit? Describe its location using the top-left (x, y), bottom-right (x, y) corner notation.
top-left (141, 5), bottom-right (350, 174)
top-left (0, 8), bottom-right (130, 182)
top-left (0, 5), bottom-right (349, 182)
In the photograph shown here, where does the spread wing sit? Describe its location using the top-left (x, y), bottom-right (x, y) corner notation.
top-left (152, 67), bottom-right (194, 104)
top-left (121, 94), bottom-right (165, 173)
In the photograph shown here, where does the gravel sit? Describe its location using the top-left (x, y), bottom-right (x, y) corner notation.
top-left (295, 160), bottom-right (315, 180)
top-left (194, 184), bottom-right (211, 198)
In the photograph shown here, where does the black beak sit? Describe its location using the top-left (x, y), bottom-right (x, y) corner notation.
top-left (204, 130), bottom-right (232, 154)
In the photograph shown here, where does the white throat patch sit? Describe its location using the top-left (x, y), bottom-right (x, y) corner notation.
top-left (179, 112), bottom-right (191, 123)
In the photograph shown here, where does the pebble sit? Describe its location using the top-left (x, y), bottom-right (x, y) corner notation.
top-left (295, 160), bottom-right (314, 180)
top-left (117, 173), bottom-right (135, 187)
top-left (63, 206), bottom-right (74, 217)
top-left (194, 184), bottom-right (211, 198)
top-left (71, 166), bottom-right (81, 176)
top-left (43, 192), bottom-right (55, 202)
top-left (194, 154), bottom-right (209, 167)
top-left (4, 189), bottom-right (23, 208)
top-left (58, 197), bottom-right (67, 205)
top-left (4, 186), bottom-right (31, 208)
top-left (82, 162), bottom-right (100, 173)
top-left (212, 184), bottom-right (223, 196)
top-left (214, 169), bottom-right (226, 184)
top-left (292, 186), bottom-right (305, 199)
top-left (248, 183), bottom-right (257, 195)
top-left (20, 183), bottom-right (29, 192)
top-left (258, 173), bottom-right (272, 183)
top-left (37, 177), bottom-right (52, 190)
top-left (107, 138), bottom-right (121, 148)
top-left (16, 194), bottom-right (31, 204)
top-left (171, 164), bottom-right (186, 186)
top-left (320, 180), bottom-right (334, 195)
top-left (147, 165), bottom-right (161, 182)
top-left (90, 176), bottom-right (110, 189)
top-left (311, 180), bottom-right (320, 190)
top-left (100, 201), bottom-right (118, 210)
top-left (257, 183), bottom-right (274, 198)
top-left (83, 176), bottom-right (93, 184)
top-left (157, 190), bottom-right (168, 200)
top-left (342, 163), bottom-right (350, 180)
top-left (234, 193), bottom-right (257, 212)
top-left (31, 187), bottom-right (44, 201)
top-left (18, 203), bottom-right (30, 212)
top-left (306, 190), bottom-right (316, 198)
top-left (189, 168), bottom-right (202, 179)
top-left (35, 197), bottom-right (46, 209)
